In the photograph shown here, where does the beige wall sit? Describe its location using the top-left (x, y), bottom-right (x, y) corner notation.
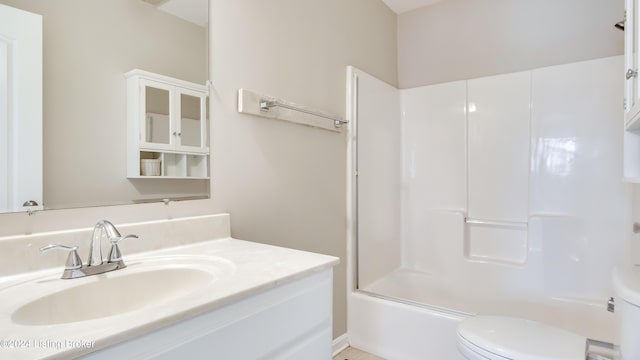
top-left (398, 0), bottom-right (624, 88)
top-left (0, 0), bottom-right (208, 209)
top-left (209, 0), bottom-right (397, 338)
top-left (0, 0), bottom-right (397, 340)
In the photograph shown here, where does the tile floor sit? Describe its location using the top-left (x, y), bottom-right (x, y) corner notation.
top-left (333, 347), bottom-right (385, 360)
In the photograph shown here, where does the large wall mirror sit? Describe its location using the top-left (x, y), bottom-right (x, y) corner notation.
top-left (0, 0), bottom-right (209, 214)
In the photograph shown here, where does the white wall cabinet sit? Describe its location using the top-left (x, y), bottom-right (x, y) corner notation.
top-left (126, 70), bottom-right (209, 179)
top-left (624, 0), bottom-right (640, 181)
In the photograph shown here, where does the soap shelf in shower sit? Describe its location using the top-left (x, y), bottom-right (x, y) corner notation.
top-left (464, 217), bottom-right (528, 265)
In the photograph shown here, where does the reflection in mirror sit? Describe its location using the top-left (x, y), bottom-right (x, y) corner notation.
top-left (0, 4), bottom-right (43, 214)
top-left (146, 87), bottom-right (171, 145)
top-left (0, 0), bottom-right (209, 213)
top-left (180, 94), bottom-right (203, 148)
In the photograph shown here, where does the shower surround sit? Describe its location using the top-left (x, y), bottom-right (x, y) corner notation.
top-left (347, 56), bottom-right (631, 359)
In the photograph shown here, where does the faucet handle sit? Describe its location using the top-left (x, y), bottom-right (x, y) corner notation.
top-left (40, 244), bottom-right (83, 270)
top-left (107, 234), bottom-right (138, 263)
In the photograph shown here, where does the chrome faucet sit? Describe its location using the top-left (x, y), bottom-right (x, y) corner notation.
top-left (40, 220), bottom-right (138, 279)
top-left (89, 220), bottom-right (126, 266)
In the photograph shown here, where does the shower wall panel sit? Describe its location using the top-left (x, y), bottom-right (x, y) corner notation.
top-left (355, 69), bottom-right (402, 289)
top-left (400, 82), bottom-right (467, 271)
top-left (396, 55), bottom-right (629, 289)
top-left (530, 56), bottom-right (629, 300)
top-left (466, 72), bottom-right (531, 264)
top-left (354, 56), bottom-right (630, 312)
top-left (467, 72), bottom-right (531, 223)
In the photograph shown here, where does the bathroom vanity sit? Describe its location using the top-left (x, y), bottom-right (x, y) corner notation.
top-left (0, 214), bottom-right (338, 359)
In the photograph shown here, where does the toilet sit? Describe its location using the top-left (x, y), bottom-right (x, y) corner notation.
top-left (457, 265), bottom-right (640, 360)
top-left (457, 316), bottom-right (587, 360)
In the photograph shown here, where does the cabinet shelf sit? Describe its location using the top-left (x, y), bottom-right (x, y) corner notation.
top-left (130, 151), bottom-right (208, 179)
top-left (139, 148), bottom-right (209, 156)
top-left (128, 176), bottom-right (210, 180)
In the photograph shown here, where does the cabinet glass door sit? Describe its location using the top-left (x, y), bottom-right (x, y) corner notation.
top-left (144, 85), bottom-right (172, 147)
top-left (206, 97), bottom-right (210, 148)
top-left (625, 0), bottom-right (640, 126)
top-left (178, 92), bottom-right (207, 151)
top-left (634, 0), bottom-right (640, 115)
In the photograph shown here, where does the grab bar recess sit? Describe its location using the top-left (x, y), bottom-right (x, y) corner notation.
top-left (465, 218), bottom-right (528, 228)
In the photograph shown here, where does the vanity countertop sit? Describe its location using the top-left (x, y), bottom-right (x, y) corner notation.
top-left (0, 237), bottom-right (339, 359)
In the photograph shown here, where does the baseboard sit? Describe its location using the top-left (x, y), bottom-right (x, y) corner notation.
top-left (332, 333), bottom-right (349, 357)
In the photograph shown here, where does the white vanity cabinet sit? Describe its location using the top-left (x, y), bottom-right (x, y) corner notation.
top-left (126, 70), bottom-right (209, 179)
top-left (0, 215), bottom-right (339, 360)
top-left (81, 268), bottom-right (334, 360)
top-left (624, 0), bottom-right (640, 181)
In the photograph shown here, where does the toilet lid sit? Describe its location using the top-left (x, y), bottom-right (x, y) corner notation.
top-left (457, 316), bottom-right (586, 360)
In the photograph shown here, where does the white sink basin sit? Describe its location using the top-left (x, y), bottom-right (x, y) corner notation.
top-left (5, 255), bottom-right (235, 326)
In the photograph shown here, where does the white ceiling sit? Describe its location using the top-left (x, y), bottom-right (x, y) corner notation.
top-left (381, 0), bottom-right (445, 14)
top-left (152, 0), bottom-right (438, 24)
top-left (144, 0), bottom-right (208, 27)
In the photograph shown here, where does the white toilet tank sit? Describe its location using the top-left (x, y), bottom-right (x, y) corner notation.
top-left (613, 265), bottom-right (640, 360)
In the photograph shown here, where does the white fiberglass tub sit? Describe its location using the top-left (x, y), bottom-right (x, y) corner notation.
top-left (349, 268), bottom-right (613, 360)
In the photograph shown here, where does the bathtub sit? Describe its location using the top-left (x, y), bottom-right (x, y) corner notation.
top-left (348, 269), bottom-right (614, 360)
top-left (346, 212), bottom-right (615, 359)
